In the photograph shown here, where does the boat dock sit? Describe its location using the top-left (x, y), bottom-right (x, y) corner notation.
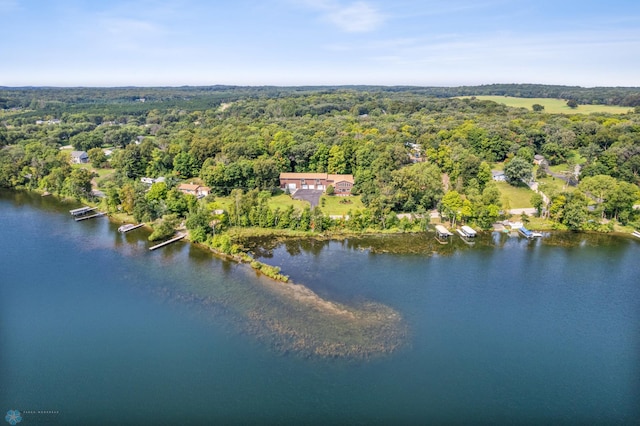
top-left (518, 226), bottom-right (542, 239)
top-left (75, 212), bottom-right (106, 221)
top-left (458, 225), bottom-right (477, 238)
top-left (149, 233), bottom-right (185, 251)
top-left (435, 225), bottom-right (453, 244)
top-left (435, 225), bottom-right (453, 238)
top-left (70, 206), bottom-right (98, 216)
top-left (118, 223), bottom-right (145, 233)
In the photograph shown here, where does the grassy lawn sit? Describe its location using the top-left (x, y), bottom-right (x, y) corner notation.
top-left (460, 96), bottom-right (632, 114)
top-left (537, 176), bottom-right (577, 195)
top-left (74, 163), bottom-right (116, 188)
top-left (212, 193), bottom-right (363, 216)
top-left (211, 193), bottom-right (307, 212)
top-left (320, 195), bottom-right (364, 216)
top-left (495, 181), bottom-right (535, 208)
top-left (268, 193), bottom-right (308, 211)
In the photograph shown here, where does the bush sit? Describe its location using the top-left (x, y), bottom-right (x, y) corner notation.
top-left (326, 185), bottom-right (334, 195)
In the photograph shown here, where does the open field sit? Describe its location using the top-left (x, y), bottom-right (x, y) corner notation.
top-left (495, 181), bottom-right (535, 208)
top-left (212, 193), bottom-right (364, 216)
top-left (461, 96), bottom-right (633, 114)
top-left (75, 163), bottom-right (115, 188)
top-left (213, 193), bottom-right (308, 213)
top-left (537, 176), bottom-right (577, 196)
top-left (320, 195), bottom-right (365, 216)
top-left (268, 193), bottom-right (308, 211)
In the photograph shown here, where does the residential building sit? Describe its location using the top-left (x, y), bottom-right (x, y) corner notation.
top-left (279, 173), bottom-right (354, 195)
top-left (70, 151), bottom-right (89, 164)
top-left (177, 183), bottom-right (210, 198)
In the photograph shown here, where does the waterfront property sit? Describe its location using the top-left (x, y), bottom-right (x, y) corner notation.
top-left (279, 173), bottom-right (354, 195)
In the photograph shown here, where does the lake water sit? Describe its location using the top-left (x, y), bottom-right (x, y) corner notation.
top-left (1, 190), bottom-right (639, 425)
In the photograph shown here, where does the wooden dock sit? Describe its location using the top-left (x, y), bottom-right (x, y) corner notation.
top-left (118, 223), bottom-right (145, 233)
top-left (75, 212), bottom-right (106, 221)
top-left (70, 206), bottom-right (97, 216)
top-left (149, 233), bottom-right (185, 251)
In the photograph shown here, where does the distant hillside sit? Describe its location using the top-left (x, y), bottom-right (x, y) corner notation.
top-left (1, 84), bottom-right (639, 112)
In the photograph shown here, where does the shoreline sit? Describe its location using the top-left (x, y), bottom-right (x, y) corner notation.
top-left (9, 188), bottom-right (409, 359)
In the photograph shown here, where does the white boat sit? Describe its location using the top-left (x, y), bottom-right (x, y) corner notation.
top-left (632, 230), bottom-right (640, 238)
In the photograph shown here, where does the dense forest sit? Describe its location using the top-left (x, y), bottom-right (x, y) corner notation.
top-left (1, 85), bottom-right (639, 252)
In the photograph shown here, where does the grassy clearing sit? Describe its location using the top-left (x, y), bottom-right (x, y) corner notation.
top-left (212, 193), bottom-right (364, 216)
top-left (212, 193), bottom-right (307, 212)
top-left (268, 193), bottom-right (308, 211)
top-left (461, 96), bottom-right (632, 115)
top-left (495, 181), bottom-right (535, 208)
top-left (320, 195), bottom-right (364, 215)
top-left (537, 176), bottom-right (577, 196)
top-left (74, 163), bottom-right (116, 188)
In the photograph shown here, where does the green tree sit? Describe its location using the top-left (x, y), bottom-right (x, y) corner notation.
top-left (112, 144), bottom-right (145, 179)
top-left (145, 181), bottom-right (168, 202)
top-left (327, 145), bottom-right (347, 174)
top-left (532, 104), bottom-right (545, 112)
top-left (440, 190), bottom-right (463, 227)
top-left (504, 156), bottom-right (533, 185)
top-left (88, 147), bottom-right (108, 168)
top-left (605, 181), bottom-right (640, 222)
top-left (326, 185), bottom-right (335, 196)
top-left (562, 192), bottom-right (588, 230)
top-left (148, 214), bottom-right (179, 241)
top-left (173, 151), bottom-right (198, 178)
top-left (477, 161), bottom-right (492, 189)
top-left (63, 167), bottom-right (93, 199)
top-left (578, 175), bottom-right (617, 218)
top-left (531, 193), bottom-right (544, 217)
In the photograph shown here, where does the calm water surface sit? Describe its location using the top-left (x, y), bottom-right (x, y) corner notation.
top-left (1, 190), bottom-right (639, 424)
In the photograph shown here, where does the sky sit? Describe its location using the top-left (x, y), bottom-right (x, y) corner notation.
top-left (1, 0), bottom-right (639, 87)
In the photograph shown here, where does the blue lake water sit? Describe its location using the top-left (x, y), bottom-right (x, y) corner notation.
top-left (1, 190), bottom-right (639, 424)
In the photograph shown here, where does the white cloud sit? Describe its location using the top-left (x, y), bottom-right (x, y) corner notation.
top-left (325, 1), bottom-right (384, 32)
top-left (298, 0), bottom-right (385, 33)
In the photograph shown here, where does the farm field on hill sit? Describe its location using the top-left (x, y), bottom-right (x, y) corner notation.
top-left (462, 96), bottom-right (632, 114)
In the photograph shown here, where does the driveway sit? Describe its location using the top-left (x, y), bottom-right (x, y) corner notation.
top-left (292, 189), bottom-right (324, 208)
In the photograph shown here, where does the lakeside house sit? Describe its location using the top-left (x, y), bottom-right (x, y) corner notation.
top-left (279, 173), bottom-right (354, 195)
top-left (70, 151), bottom-right (89, 164)
top-left (177, 183), bottom-right (210, 198)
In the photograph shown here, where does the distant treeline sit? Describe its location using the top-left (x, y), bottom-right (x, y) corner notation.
top-left (1, 84), bottom-right (640, 114)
